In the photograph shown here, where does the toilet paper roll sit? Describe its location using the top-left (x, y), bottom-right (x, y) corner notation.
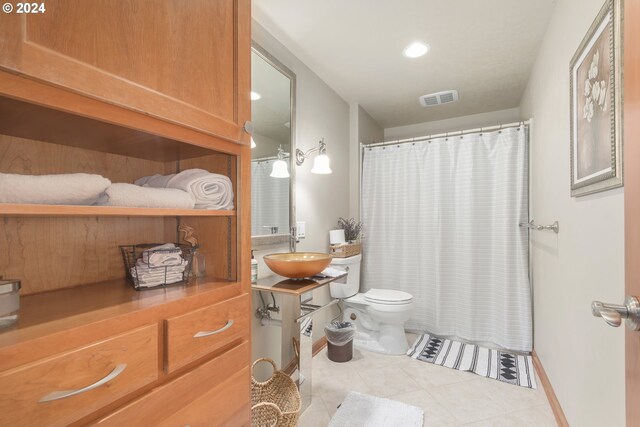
top-left (329, 229), bottom-right (346, 245)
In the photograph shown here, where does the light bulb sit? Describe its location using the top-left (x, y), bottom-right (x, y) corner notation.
top-left (270, 160), bottom-right (290, 178)
top-left (311, 154), bottom-right (332, 174)
top-left (403, 42), bottom-right (430, 58)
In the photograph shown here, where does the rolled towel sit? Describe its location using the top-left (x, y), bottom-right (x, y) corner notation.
top-left (0, 172), bottom-right (111, 205)
top-left (141, 243), bottom-right (183, 267)
top-left (96, 183), bottom-right (195, 209)
top-left (135, 168), bottom-right (234, 210)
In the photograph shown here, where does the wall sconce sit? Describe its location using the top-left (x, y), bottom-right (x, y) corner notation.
top-left (270, 145), bottom-right (290, 178)
top-left (244, 121), bottom-right (257, 149)
top-left (295, 138), bottom-right (332, 174)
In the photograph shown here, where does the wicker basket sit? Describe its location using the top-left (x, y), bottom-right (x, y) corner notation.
top-left (329, 242), bottom-right (361, 258)
top-left (251, 358), bottom-right (301, 427)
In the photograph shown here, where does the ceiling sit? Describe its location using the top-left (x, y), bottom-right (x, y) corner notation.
top-left (252, 0), bottom-right (556, 129)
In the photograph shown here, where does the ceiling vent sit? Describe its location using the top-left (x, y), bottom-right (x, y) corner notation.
top-left (419, 90), bottom-right (459, 107)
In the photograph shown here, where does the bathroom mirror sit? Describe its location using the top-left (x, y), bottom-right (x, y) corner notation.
top-left (251, 43), bottom-right (296, 245)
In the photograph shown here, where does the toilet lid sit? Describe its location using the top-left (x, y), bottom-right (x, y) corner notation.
top-left (364, 289), bottom-right (413, 304)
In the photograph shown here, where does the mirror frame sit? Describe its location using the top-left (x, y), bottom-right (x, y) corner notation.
top-left (250, 42), bottom-right (297, 247)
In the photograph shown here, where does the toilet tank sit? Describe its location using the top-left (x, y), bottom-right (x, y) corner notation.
top-left (329, 254), bottom-right (361, 299)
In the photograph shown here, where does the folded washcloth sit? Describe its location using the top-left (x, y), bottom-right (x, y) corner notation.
top-left (131, 258), bottom-right (187, 287)
top-left (135, 168), bottom-right (234, 210)
top-left (0, 172), bottom-right (111, 205)
top-left (135, 274), bottom-right (184, 288)
top-left (316, 267), bottom-right (347, 278)
top-left (96, 183), bottom-right (194, 209)
top-left (133, 258), bottom-right (187, 274)
top-left (141, 243), bottom-right (183, 267)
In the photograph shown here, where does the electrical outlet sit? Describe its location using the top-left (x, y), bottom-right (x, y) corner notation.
top-left (296, 221), bottom-right (306, 239)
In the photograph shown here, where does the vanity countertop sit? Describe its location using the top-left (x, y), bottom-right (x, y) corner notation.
top-left (251, 273), bottom-right (347, 296)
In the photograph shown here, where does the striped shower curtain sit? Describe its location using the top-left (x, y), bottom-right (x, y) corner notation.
top-left (251, 160), bottom-right (290, 236)
top-left (361, 126), bottom-right (531, 352)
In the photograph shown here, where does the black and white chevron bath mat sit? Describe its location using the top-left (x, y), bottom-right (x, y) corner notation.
top-left (407, 334), bottom-right (537, 389)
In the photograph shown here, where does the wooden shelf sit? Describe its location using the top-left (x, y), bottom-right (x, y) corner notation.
top-left (0, 204), bottom-right (236, 217)
top-left (251, 273), bottom-right (347, 296)
top-left (0, 276), bottom-right (242, 371)
top-left (0, 83), bottom-right (243, 162)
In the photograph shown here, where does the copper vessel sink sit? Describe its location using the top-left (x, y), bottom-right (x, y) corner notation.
top-left (263, 252), bottom-right (332, 279)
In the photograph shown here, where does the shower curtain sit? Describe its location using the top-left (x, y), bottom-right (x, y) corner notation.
top-left (361, 126), bottom-right (531, 352)
top-left (251, 160), bottom-right (290, 236)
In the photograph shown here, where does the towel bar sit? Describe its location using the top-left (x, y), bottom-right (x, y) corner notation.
top-left (518, 220), bottom-right (559, 233)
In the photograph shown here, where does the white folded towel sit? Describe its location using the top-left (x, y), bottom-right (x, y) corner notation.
top-left (317, 267), bottom-right (347, 278)
top-left (141, 243), bottom-right (183, 267)
top-left (0, 172), bottom-right (111, 205)
top-left (135, 168), bottom-right (234, 210)
top-left (96, 183), bottom-right (195, 209)
top-left (131, 257), bottom-right (187, 287)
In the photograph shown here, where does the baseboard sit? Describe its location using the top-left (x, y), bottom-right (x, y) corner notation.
top-left (313, 336), bottom-right (328, 356)
top-left (532, 349), bottom-right (569, 426)
top-left (282, 336), bottom-right (329, 376)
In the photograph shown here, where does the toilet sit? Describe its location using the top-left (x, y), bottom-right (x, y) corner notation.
top-left (329, 254), bottom-right (414, 355)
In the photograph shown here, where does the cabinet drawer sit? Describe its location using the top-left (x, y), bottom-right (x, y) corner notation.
top-left (93, 341), bottom-right (250, 427)
top-left (0, 324), bottom-right (158, 427)
top-left (165, 294), bottom-right (249, 373)
top-left (157, 368), bottom-right (250, 427)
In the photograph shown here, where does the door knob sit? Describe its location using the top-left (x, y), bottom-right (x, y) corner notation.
top-left (591, 296), bottom-right (640, 330)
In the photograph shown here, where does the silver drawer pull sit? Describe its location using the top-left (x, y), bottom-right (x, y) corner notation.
top-left (193, 319), bottom-right (234, 338)
top-left (38, 364), bottom-right (127, 403)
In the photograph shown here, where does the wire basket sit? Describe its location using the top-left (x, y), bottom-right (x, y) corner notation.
top-left (120, 243), bottom-right (195, 290)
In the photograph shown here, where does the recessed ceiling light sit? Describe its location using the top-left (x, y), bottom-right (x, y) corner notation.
top-left (251, 91), bottom-right (261, 100)
top-left (403, 42), bottom-right (430, 58)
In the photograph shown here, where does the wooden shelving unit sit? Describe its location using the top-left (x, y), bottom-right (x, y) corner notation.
top-left (0, 204), bottom-right (236, 218)
top-left (0, 1), bottom-right (252, 423)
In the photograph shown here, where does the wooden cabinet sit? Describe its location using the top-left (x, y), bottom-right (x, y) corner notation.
top-left (93, 341), bottom-right (250, 427)
top-left (0, 0), bottom-right (252, 425)
top-left (165, 294), bottom-right (250, 373)
top-left (0, 0), bottom-right (251, 145)
top-left (0, 325), bottom-right (158, 427)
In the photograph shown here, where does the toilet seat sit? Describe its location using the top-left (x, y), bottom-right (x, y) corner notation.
top-left (364, 289), bottom-right (413, 305)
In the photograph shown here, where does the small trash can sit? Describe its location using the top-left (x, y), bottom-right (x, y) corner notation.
top-left (324, 321), bottom-right (356, 363)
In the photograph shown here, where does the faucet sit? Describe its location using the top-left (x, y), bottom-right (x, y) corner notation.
top-left (290, 226), bottom-right (299, 252)
top-left (262, 225), bottom-right (279, 234)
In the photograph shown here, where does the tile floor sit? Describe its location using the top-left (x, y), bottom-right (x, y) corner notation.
top-left (298, 335), bottom-right (556, 427)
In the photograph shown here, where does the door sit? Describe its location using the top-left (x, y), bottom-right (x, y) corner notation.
top-left (0, 0), bottom-right (251, 145)
top-left (625, 1), bottom-right (640, 425)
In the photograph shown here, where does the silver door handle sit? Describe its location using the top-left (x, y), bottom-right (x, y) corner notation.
top-left (39, 364), bottom-right (127, 403)
top-left (592, 296), bottom-right (640, 330)
top-left (193, 319), bottom-right (234, 338)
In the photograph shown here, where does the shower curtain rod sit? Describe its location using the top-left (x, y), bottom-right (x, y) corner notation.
top-left (251, 153), bottom-right (290, 163)
top-left (365, 120), bottom-right (530, 148)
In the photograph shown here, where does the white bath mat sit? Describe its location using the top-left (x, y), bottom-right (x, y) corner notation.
top-left (408, 334), bottom-right (537, 389)
top-left (329, 391), bottom-right (424, 427)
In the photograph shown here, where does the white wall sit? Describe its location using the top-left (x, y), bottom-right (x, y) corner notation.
top-left (384, 108), bottom-right (521, 140)
top-left (349, 104), bottom-right (384, 219)
top-left (251, 21), bottom-right (351, 370)
top-left (519, 0), bottom-right (625, 425)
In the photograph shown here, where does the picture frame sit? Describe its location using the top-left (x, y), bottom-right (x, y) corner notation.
top-left (569, 0), bottom-right (623, 197)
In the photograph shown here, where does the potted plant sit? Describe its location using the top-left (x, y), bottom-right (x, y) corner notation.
top-left (337, 217), bottom-right (363, 243)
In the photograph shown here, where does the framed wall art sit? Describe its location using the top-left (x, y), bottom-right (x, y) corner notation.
top-left (569, 0), bottom-right (623, 197)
